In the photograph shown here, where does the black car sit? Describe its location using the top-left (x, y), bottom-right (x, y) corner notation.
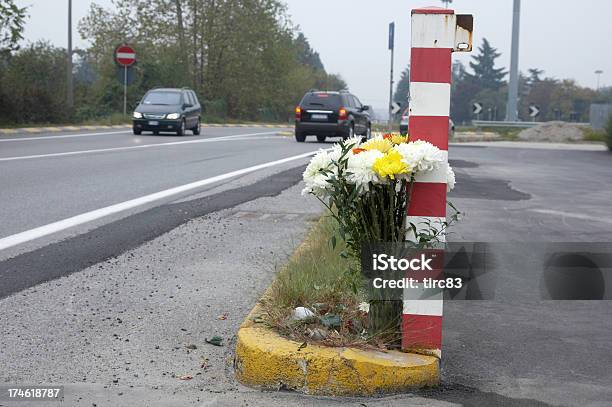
top-left (294, 90), bottom-right (371, 143)
top-left (133, 88), bottom-right (202, 136)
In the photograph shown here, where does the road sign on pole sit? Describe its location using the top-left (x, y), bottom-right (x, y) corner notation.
top-left (405, 7), bottom-right (473, 358)
top-left (529, 104), bottom-right (540, 119)
top-left (505, 0), bottom-right (521, 122)
top-left (391, 102), bottom-right (401, 115)
top-left (473, 102), bottom-right (483, 115)
top-left (115, 44), bottom-right (136, 67)
top-left (388, 22), bottom-right (395, 132)
top-left (115, 44), bottom-right (137, 117)
top-left (67, 0), bottom-right (73, 112)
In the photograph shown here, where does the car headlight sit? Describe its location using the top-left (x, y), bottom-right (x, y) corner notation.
top-left (166, 113), bottom-right (180, 120)
top-left (133, 112), bottom-right (143, 119)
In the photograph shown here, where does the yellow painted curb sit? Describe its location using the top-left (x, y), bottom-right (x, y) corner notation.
top-left (235, 303), bottom-right (439, 396)
top-left (0, 123), bottom-right (290, 135)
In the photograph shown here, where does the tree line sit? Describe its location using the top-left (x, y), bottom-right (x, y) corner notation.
top-left (394, 38), bottom-right (612, 125)
top-left (0, 0), bottom-right (346, 125)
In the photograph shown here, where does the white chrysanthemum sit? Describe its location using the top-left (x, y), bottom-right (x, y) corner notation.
top-left (302, 149), bottom-right (335, 197)
top-left (343, 136), bottom-right (363, 149)
top-left (329, 144), bottom-right (344, 161)
top-left (346, 150), bottom-right (384, 190)
top-left (394, 140), bottom-right (446, 173)
top-left (328, 137), bottom-right (362, 160)
top-left (446, 165), bottom-right (456, 192)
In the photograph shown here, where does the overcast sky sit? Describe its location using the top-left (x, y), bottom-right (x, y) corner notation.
top-left (16, 0), bottom-right (612, 109)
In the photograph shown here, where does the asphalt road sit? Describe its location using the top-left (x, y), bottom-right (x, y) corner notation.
top-left (0, 126), bottom-right (320, 260)
top-left (0, 129), bottom-right (611, 406)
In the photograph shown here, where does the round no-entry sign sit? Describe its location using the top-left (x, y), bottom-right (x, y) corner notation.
top-left (115, 44), bottom-right (136, 67)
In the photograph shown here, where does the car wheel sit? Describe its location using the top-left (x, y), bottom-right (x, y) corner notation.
top-left (193, 119), bottom-right (201, 135)
top-left (295, 132), bottom-right (306, 142)
top-left (316, 135), bottom-right (326, 143)
top-left (177, 119), bottom-right (186, 136)
top-left (133, 128), bottom-right (142, 135)
top-left (153, 131), bottom-right (159, 135)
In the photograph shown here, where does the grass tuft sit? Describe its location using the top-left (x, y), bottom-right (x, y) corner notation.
top-left (261, 216), bottom-right (371, 348)
top-left (581, 127), bottom-right (606, 143)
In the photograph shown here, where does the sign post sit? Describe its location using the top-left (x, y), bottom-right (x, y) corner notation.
top-left (529, 104), bottom-right (540, 121)
top-left (114, 44), bottom-right (137, 116)
top-left (388, 22), bottom-right (395, 132)
top-left (391, 102), bottom-right (402, 116)
top-left (405, 6), bottom-right (473, 358)
top-left (473, 102), bottom-right (483, 120)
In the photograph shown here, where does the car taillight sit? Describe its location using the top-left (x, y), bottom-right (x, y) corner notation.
top-left (295, 106), bottom-right (302, 120)
top-left (339, 107), bottom-right (348, 120)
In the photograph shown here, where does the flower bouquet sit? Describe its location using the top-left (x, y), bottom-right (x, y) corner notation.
top-left (302, 133), bottom-right (457, 342)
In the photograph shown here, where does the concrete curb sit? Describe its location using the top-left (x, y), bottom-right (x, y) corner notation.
top-left (0, 125), bottom-right (131, 134)
top-left (234, 302), bottom-right (439, 396)
top-left (0, 123), bottom-right (291, 135)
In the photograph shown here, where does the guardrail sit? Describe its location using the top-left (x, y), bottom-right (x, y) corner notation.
top-left (472, 120), bottom-right (590, 128)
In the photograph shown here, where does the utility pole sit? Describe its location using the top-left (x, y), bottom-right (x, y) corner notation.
top-left (595, 70), bottom-right (603, 91)
top-left (505, 0), bottom-right (520, 122)
top-left (67, 0), bottom-right (74, 111)
top-left (388, 22), bottom-right (395, 132)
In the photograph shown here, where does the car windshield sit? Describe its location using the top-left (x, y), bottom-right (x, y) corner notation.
top-left (142, 91), bottom-right (182, 106)
top-left (301, 93), bottom-right (341, 110)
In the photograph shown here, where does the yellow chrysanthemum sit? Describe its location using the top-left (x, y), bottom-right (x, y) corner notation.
top-left (390, 134), bottom-right (408, 145)
top-left (362, 138), bottom-right (393, 153)
top-left (372, 150), bottom-right (409, 179)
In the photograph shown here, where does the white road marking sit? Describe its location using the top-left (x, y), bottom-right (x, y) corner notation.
top-left (0, 130), bottom-right (131, 143)
top-left (528, 209), bottom-right (612, 225)
top-left (0, 150), bottom-right (318, 251)
top-left (0, 132), bottom-right (280, 162)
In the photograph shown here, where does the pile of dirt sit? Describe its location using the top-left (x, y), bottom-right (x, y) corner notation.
top-left (518, 121), bottom-right (584, 142)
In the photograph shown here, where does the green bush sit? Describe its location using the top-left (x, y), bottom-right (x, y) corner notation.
top-left (606, 115), bottom-right (612, 152)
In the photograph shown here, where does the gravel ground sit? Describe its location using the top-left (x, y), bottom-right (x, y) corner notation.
top-left (0, 182), bottom-right (326, 406)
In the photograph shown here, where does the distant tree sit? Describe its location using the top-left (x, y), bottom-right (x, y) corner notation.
top-left (0, 0), bottom-right (28, 52)
top-left (294, 33), bottom-right (324, 71)
top-left (468, 38), bottom-right (507, 90)
top-left (527, 77), bottom-right (558, 121)
top-left (77, 0), bottom-right (347, 122)
top-left (549, 79), bottom-right (596, 122)
top-left (527, 68), bottom-right (544, 85)
top-left (314, 72), bottom-right (347, 91)
top-left (473, 87), bottom-right (507, 121)
top-left (394, 67), bottom-right (410, 108)
top-left (440, 0), bottom-right (453, 8)
top-left (597, 86), bottom-right (612, 104)
top-left (517, 71), bottom-right (531, 120)
top-left (0, 42), bottom-right (69, 124)
top-left (451, 61), bottom-right (481, 124)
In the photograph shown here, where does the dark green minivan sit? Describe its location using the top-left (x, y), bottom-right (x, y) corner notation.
top-left (132, 88), bottom-right (202, 136)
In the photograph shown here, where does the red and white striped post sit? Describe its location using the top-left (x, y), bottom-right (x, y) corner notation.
top-left (403, 6), bottom-right (472, 357)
